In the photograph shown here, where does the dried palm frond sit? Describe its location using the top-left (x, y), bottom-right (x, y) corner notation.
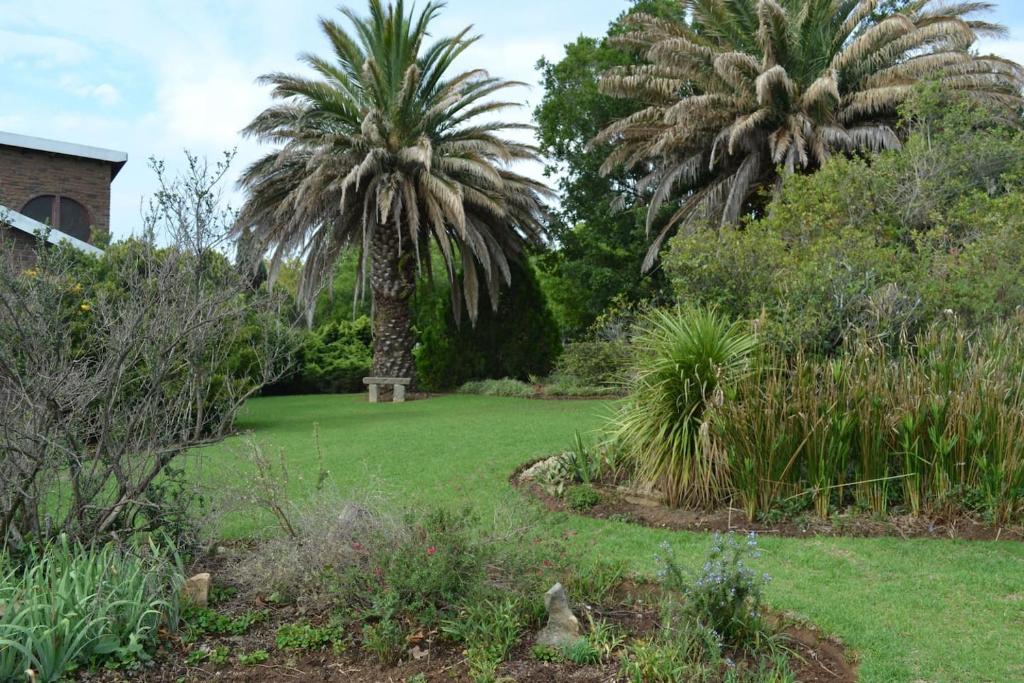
top-left (596, 0), bottom-right (1022, 272)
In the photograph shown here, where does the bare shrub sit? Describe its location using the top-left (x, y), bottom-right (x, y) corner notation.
top-left (230, 489), bottom-right (404, 604)
top-left (229, 472), bottom-right (569, 616)
top-left (0, 152), bottom-right (294, 552)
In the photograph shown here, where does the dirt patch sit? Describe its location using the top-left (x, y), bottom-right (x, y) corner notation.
top-left (511, 459), bottom-right (1024, 542)
top-left (781, 622), bottom-right (858, 683)
top-left (80, 552), bottom-right (854, 683)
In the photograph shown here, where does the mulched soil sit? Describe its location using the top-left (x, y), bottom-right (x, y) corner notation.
top-left (80, 554), bottom-right (855, 683)
top-left (512, 459), bottom-right (1024, 542)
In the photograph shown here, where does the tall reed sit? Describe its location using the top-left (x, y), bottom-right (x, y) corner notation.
top-left (712, 320), bottom-right (1024, 523)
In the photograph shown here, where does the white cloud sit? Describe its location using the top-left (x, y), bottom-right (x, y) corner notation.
top-left (153, 58), bottom-right (270, 152)
top-left (89, 83), bottom-right (121, 105)
top-left (0, 114), bottom-right (27, 130)
top-left (977, 33), bottom-right (1024, 65)
top-left (0, 29), bottom-right (90, 67)
top-left (57, 77), bottom-right (122, 105)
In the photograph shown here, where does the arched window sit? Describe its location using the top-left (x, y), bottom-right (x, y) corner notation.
top-left (21, 196), bottom-right (55, 224)
top-left (20, 195), bottom-right (92, 243)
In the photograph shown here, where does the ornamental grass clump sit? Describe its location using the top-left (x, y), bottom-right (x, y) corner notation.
top-left (0, 537), bottom-right (182, 682)
top-left (611, 307), bottom-right (757, 508)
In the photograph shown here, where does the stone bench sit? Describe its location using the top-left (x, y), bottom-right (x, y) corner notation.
top-left (363, 376), bottom-right (412, 403)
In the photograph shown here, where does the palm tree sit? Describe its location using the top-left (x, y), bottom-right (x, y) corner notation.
top-left (237, 0), bottom-right (550, 383)
top-left (594, 0), bottom-right (1024, 271)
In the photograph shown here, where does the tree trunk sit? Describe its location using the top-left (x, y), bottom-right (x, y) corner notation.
top-left (370, 223), bottom-right (417, 386)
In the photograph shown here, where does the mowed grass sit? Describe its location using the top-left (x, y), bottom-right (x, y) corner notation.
top-left (193, 394), bottom-right (1024, 683)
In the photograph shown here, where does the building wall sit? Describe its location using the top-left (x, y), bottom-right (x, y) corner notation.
top-left (0, 145), bottom-right (112, 241)
top-left (2, 226), bottom-right (39, 271)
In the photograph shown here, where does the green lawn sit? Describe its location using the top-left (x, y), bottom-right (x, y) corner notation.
top-left (194, 394), bottom-right (1024, 683)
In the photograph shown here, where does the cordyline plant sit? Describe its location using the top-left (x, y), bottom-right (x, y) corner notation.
top-left (595, 0), bottom-right (1024, 270)
top-left (0, 153), bottom-right (292, 552)
top-left (237, 0), bottom-right (551, 384)
top-left (610, 307), bottom-right (757, 508)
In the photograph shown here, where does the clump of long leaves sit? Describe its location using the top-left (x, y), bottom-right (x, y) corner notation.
top-left (610, 307), bottom-right (757, 507)
top-left (0, 537), bottom-right (183, 682)
top-left (716, 320), bottom-right (1024, 523)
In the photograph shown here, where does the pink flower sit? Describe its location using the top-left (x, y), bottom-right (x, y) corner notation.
top-left (426, 546), bottom-right (437, 556)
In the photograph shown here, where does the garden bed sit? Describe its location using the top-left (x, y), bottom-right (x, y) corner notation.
top-left (512, 459), bottom-right (1024, 542)
top-left (80, 553), bottom-right (854, 683)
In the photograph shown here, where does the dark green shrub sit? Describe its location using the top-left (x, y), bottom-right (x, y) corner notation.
top-left (665, 94), bottom-right (1024, 356)
top-left (416, 261), bottom-right (562, 391)
top-left (267, 317), bottom-right (372, 395)
top-left (458, 378), bottom-right (536, 398)
top-left (666, 223), bottom-right (922, 355)
top-left (297, 317), bottom-right (372, 393)
top-left (565, 484), bottom-right (601, 511)
top-left (552, 339), bottom-right (632, 387)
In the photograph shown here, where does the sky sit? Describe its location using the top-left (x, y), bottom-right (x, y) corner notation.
top-left (3, 0), bottom-right (1024, 238)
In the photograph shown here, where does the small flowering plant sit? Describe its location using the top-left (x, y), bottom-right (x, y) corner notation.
top-left (655, 532), bottom-right (770, 649)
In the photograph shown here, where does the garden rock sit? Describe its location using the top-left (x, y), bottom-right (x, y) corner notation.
top-left (535, 582), bottom-right (581, 648)
top-left (182, 572), bottom-right (211, 607)
top-left (519, 456), bottom-right (562, 484)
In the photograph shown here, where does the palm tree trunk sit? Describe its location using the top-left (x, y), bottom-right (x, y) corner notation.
top-left (370, 224), bottom-right (417, 386)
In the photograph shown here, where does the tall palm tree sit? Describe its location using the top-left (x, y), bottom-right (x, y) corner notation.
top-left (237, 0), bottom-right (550, 383)
top-left (594, 0), bottom-right (1024, 271)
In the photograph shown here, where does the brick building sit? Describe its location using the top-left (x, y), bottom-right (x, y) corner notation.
top-left (0, 131), bottom-right (126, 264)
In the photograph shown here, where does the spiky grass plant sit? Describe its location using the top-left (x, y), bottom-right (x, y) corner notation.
top-left (611, 307), bottom-right (757, 508)
top-left (0, 537), bottom-right (182, 682)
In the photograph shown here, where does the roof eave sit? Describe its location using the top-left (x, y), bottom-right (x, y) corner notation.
top-left (0, 130), bottom-right (128, 179)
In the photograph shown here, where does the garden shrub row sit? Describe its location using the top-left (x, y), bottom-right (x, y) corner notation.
top-left (666, 98), bottom-right (1024, 356)
top-left (225, 493), bottom-right (793, 682)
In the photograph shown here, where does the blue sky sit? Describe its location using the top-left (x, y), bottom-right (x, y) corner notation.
top-left (3, 0), bottom-right (1024, 238)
